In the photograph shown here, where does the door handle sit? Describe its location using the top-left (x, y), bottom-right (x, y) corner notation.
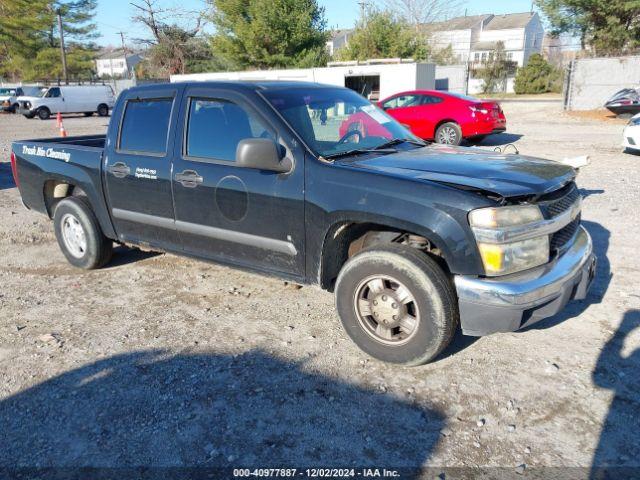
top-left (175, 169), bottom-right (203, 188)
top-left (108, 162), bottom-right (130, 178)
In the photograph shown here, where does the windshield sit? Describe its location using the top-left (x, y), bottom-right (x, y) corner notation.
top-left (262, 87), bottom-right (419, 158)
top-left (37, 88), bottom-right (49, 97)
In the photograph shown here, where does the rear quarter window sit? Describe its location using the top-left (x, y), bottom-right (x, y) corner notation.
top-left (119, 98), bottom-right (173, 155)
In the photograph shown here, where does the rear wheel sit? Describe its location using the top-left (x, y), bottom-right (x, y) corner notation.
top-left (97, 104), bottom-right (109, 117)
top-left (335, 244), bottom-right (458, 366)
top-left (53, 197), bottom-right (113, 269)
top-left (37, 107), bottom-right (51, 120)
top-left (435, 122), bottom-right (462, 145)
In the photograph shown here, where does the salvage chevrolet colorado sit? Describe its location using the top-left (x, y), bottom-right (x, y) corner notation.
top-left (10, 81), bottom-right (596, 365)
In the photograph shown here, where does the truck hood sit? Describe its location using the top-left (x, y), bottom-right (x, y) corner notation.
top-left (338, 144), bottom-right (576, 198)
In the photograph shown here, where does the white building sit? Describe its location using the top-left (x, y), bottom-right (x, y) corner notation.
top-left (427, 12), bottom-right (545, 67)
top-left (95, 49), bottom-right (142, 79)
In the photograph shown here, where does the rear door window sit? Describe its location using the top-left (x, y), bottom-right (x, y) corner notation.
top-left (119, 98), bottom-right (173, 155)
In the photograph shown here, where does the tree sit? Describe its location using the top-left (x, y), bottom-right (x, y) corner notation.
top-left (336, 8), bottom-right (428, 61)
top-left (380, 0), bottom-right (467, 25)
top-left (132, 0), bottom-right (218, 77)
top-left (535, 0), bottom-right (640, 55)
top-left (27, 44), bottom-right (95, 81)
top-left (209, 0), bottom-right (329, 70)
top-left (0, 0), bottom-right (51, 80)
top-left (514, 53), bottom-right (562, 94)
top-left (430, 44), bottom-right (458, 65)
top-left (0, 0), bottom-right (97, 81)
top-left (474, 42), bottom-right (514, 94)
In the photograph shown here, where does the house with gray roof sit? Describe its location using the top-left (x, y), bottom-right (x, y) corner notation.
top-left (426, 12), bottom-right (544, 66)
top-left (95, 49), bottom-right (143, 79)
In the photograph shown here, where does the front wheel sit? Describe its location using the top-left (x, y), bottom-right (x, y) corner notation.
top-left (435, 122), bottom-right (462, 146)
top-left (335, 244), bottom-right (458, 366)
top-left (37, 107), bottom-right (51, 120)
top-left (53, 197), bottom-right (113, 269)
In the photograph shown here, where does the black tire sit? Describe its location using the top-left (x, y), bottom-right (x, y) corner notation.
top-left (37, 107), bottom-right (51, 120)
top-left (97, 104), bottom-right (109, 117)
top-left (435, 122), bottom-right (462, 146)
top-left (53, 196), bottom-right (113, 269)
top-left (84, 112), bottom-right (94, 117)
top-left (11, 103), bottom-right (19, 113)
top-left (23, 112), bottom-right (35, 119)
top-left (335, 244), bottom-right (458, 366)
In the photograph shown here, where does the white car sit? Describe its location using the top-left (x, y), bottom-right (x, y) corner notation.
top-left (0, 86), bottom-right (40, 113)
top-left (17, 85), bottom-right (116, 120)
top-left (623, 113), bottom-right (640, 152)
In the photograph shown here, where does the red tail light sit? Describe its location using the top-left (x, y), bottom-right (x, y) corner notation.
top-left (10, 151), bottom-right (19, 188)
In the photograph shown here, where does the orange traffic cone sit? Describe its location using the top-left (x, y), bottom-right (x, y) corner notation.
top-left (56, 112), bottom-right (62, 128)
top-left (59, 118), bottom-right (67, 138)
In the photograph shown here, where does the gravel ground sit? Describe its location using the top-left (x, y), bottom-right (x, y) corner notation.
top-left (0, 103), bottom-right (638, 477)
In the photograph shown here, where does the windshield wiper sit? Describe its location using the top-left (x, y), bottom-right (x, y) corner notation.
top-left (321, 148), bottom-right (397, 161)
top-left (374, 138), bottom-right (427, 150)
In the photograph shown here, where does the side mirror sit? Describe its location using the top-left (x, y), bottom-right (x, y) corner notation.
top-left (236, 138), bottom-right (291, 173)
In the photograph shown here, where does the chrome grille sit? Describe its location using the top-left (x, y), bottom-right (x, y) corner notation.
top-left (537, 182), bottom-right (582, 254)
top-left (541, 183), bottom-right (580, 218)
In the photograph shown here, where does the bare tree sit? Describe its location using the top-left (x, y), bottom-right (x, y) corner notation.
top-left (130, 0), bottom-right (208, 76)
top-left (379, 0), bottom-right (467, 25)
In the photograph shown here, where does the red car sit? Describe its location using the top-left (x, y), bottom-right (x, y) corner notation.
top-left (377, 90), bottom-right (506, 145)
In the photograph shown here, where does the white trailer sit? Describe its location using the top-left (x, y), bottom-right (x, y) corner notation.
top-left (171, 62), bottom-right (436, 101)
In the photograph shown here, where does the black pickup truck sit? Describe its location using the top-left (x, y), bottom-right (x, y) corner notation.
top-left (10, 81), bottom-right (596, 365)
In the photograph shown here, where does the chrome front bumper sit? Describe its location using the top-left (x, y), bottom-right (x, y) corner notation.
top-left (455, 226), bottom-right (596, 336)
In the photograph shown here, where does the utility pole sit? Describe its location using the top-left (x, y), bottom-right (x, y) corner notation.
top-left (357, 0), bottom-right (368, 24)
top-left (117, 31), bottom-right (130, 78)
top-left (118, 31), bottom-right (128, 55)
top-left (56, 10), bottom-right (69, 85)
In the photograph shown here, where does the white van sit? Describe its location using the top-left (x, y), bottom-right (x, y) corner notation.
top-left (17, 85), bottom-right (116, 120)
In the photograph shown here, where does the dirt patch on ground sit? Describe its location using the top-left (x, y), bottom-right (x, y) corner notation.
top-left (566, 109), bottom-right (630, 125)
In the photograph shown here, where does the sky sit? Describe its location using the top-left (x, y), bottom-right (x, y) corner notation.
top-left (95, 0), bottom-right (540, 47)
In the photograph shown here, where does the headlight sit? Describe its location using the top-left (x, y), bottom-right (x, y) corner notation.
top-left (470, 205), bottom-right (549, 276)
top-left (629, 116), bottom-right (640, 126)
top-left (469, 205), bottom-right (542, 228)
top-left (477, 237), bottom-right (550, 276)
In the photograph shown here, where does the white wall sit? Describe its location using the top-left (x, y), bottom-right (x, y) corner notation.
top-left (478, 28), bottom-right (525, 52)
top-left (430, 29), bottom-right (473, 62)
top-left (434, 65), bottom-right (467, 93)
top-left (96, 58), bottom-right (129, 77)
top-left (468, 77), bottom-right (515, 95)
top-left (565, 56), bottom-right (640, 110)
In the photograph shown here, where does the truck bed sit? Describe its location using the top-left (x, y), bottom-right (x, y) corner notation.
top-left (11, 134), bottom-right (115, 239)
